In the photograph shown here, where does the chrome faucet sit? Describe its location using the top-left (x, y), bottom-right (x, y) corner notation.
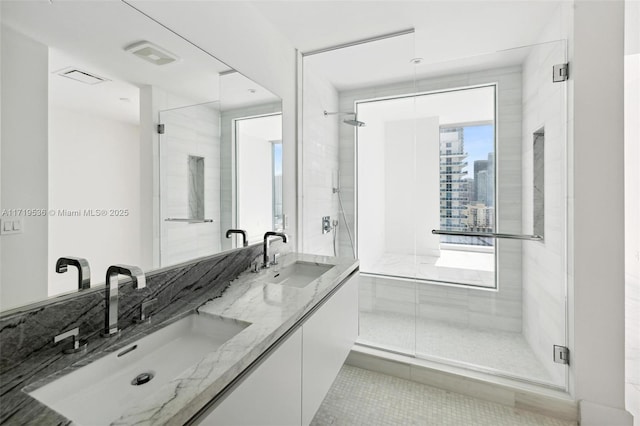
top-left (226, 229), bottom-right (248, 247)
top-left (102, 264), bottom-right (146, 337)
top-left (56, 256), bottom-right (91, 290)
top-left (262, 231), bottom-right (288, 269)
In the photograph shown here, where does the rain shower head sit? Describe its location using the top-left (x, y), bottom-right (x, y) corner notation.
top-left (323, 110), bottom-right (366, 127)
top-left (343, 118), bottom-right (366, 127)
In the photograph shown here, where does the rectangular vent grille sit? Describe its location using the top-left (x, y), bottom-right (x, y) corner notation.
top-left (57, 68), bottom-right (109, 85)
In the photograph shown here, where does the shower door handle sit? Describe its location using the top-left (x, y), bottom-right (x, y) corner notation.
top-left (431, 229), bottom-right (543, 241)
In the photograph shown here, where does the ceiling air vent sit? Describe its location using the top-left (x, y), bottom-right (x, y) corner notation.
top-left (57, 68), bottom-right (109, 85)
top-left (124, 41), bottom-right (179, 66)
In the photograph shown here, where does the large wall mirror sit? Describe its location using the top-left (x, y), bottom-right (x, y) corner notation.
top-left (0, 1), bottom-right (283, 312)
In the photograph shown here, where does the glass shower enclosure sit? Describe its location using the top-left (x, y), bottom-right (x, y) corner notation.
top-left (303, 35), bottom-right (569, 390)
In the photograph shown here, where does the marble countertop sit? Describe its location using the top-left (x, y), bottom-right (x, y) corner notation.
top-left (15, 253), bottom-right (359, 425)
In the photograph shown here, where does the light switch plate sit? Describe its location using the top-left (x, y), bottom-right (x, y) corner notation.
top-left (1, 217), bottom-right (23, 235)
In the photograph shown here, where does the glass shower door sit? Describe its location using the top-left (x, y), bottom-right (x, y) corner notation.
top-left (413, 41), bottom-right (569, 389)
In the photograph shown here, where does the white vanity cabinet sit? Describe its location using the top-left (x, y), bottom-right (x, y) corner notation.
top-left (198, 328), bottom-right (303, 426)
top-left (301, 272), bottom-right (358, 425)
top-left (195, 272), bottom-right (358, 426)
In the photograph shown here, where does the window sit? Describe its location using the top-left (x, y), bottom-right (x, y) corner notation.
top-left (439, 123), bottom-right (495, 247)
top-left (357, 84), bottom-right (496, 289)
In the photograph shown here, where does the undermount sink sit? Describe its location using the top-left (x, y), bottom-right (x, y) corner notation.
top-left (28, 313), bottom-right (251, 426)
top-left (264, 261), bottom-right (333, 288)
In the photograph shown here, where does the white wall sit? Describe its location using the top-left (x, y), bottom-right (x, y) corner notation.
top-left (356, 109), bottom-right (387, 270)
top-left (624, 1), bottom-right (640, 423)
top-left (0, 25), bottom-right (48, 310)
top-left (521, 39), bottom-right (568, 387)
top-left (48, 107), bottom-right (141, 295)
top-left (385, 118), bottom-right (440, 257)
top-left (301, 64), bottom-right (339, 256)
top-left (625, 51), bottom-right (640, 426)
top-left (570, 2), bottom-right (632, 424)
top-left (237, 114), bottom-right (282, 243)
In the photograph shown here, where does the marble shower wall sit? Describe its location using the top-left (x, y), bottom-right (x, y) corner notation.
top-left (0, 244), bottom-right (262, 423)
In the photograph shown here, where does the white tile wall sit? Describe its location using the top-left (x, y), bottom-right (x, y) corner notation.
top-left (301, 64), bottom-right (340, 256)
top-left (160, 103), bottom-right (221, 266)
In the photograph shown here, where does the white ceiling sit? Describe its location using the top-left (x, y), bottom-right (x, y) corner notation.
top-left (1, 1), bottom-right (280, 123)
top-left (304, 33), bottom-right (535, 91)
top-left (49, 49), bottom-right (141, 125)
top-left (253, 1), bottom-right (563, 91)
top-left (251, 1), bottom-right (563, 59)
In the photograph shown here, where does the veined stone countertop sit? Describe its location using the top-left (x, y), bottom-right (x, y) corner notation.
top-left (16, 253), bottom-right (359, 425)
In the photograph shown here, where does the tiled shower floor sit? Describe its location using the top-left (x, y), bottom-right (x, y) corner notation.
top-left (310, 365), bottom-right (575, 426)
top-left (358, 311), bottom-right (554, 384)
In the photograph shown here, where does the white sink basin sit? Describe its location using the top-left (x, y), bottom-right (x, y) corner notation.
top-left (28, 313), bottom-right (250, 426)
top-left (265, 261), bottom-right (333, 288)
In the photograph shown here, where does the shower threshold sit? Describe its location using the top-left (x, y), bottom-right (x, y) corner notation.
top-left (346, 344), bottom-right (576, 422)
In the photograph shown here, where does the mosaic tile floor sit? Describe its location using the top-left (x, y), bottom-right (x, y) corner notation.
top-left (358, 311), bottom-right (555, 384)
top-left (310, 365), bottom-right (576, 426)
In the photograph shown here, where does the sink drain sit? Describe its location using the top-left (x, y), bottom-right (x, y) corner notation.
top-left (131, 371), bottom-right (154, 386)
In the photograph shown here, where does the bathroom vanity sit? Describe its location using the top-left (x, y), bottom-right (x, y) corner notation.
top-left (3, 252), bottom-right (358, 425)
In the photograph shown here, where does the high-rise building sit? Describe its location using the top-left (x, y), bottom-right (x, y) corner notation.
top-left (465, 178), bottom-right (475, 203)
top-left (440, 128), bottom-right (495, 246)
top-left (439, 128), bottom-right (468, 242)
top-left (486, 152), bottom-right (494, 207)
top-left (476, 170), bottom-right (488, 205)
top-left (473, 159), bottom-right (488, 203)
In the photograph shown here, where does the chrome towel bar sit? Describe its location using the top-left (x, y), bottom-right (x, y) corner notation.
top-left (164, 218), bottom-right (214, 223)
top-left (431, 229), bottom-right (543, 241)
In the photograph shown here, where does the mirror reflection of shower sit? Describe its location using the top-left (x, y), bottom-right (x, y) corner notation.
top-left (323, 110), bottom-right (366, 127)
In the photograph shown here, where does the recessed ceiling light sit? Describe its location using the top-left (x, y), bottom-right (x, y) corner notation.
top-left (119, 97), bottom-right (131, 103)
top-left (125, 41), bottom-right (179, 66)
top-left (55, 68), bottom-right (109, 85)
top-left (248, 88), bottom-right (257, 94)
top-left (410, 57), bottom-right (424, 65)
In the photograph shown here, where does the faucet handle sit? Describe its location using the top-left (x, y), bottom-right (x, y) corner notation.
top-left (134, 298), bottom-right (158, 324)
top-left (53, 327), bottom-right (87, 354)
top-left (271, 253), bottom-right (280, 266)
